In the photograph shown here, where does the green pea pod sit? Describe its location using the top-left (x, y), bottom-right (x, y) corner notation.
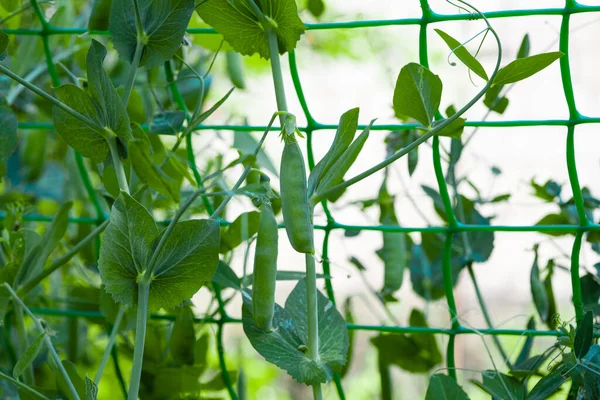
top-left (252, 203), bottom-right (279, 330)
top-left (226, 51), bottom-right (246, 89)
top-left (280, 134), bottom-right (314, 254)
top-left (377, 180), bottom-right (407, 295)
top-left (314, 121), bottom-right (373, 200)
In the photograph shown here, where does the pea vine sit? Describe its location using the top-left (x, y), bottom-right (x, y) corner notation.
top-left (0, 0), bottom-right (584, 399)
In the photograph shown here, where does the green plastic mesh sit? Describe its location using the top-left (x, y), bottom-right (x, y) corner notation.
top-left (4, 1), bottom-right (600, 398)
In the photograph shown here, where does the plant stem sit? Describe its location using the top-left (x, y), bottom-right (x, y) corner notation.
top-left (0, 64), bottom-right (103, 133)
top-left (14, 303), bottom-right (35, 385)
top-left (128, 282), bottom-right (149, 400)
top-left (0, 370), bottom-right (50, 400)
top-left (19, 219), bottom-right (110, 296)
top-left (122, 40), bottom-right (144, 107)
top-left (267, 28), bottom-right (288, 118)
top-left (107, 136), bottom-right (130, 194)
top-left (305, 253), bottom-right (323, 398)
top-left (4, 284), bottom-right (81, 400)
top-left (94, 306), bottom-right (126, 384)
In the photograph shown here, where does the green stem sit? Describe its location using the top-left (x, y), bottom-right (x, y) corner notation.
top-left (571, 233), bottom-right (584, 322)
top-left (267, 28), bottom-right (288, 118)
top-left (14, 303), bottom-right (35, 386)
top-left (128, 282), bottom-right (149, 400)
top-left (94, 306), bottom-right (126, 384)
top-left (378, 352), bottom-right (392, 400)
top-left (122, 40), bottom-right (144, 107)
top-left (0, 370), bottom-right (50, 400)
top-left (108, 135), bottom-right (130, 194)
top-left (19, 219), bottom-right (110, 296)
top-left (4, 284), bottom-right (81, 400)
top-left (305, 253), bottom-right (323, 397)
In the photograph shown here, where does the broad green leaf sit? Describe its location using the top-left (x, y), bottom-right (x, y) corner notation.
top-left (212, 260), bottom-right (241, 289)
top-left (525, 365), bottom-right (569, 400)
top-left (530, 247), bottom-right (549, 322)
top-left (88, 0), bottom-right (113, 30)
top-left (511, 355), bottom-right (548, 378)
top-left (574, 311), bottom-right (594, 358)
top-left (492, 52), bottom-right (564, 86)
top-left (534, 213), bottom-right (571, 236)
top-left (531, 179), bottom-right (562, 202)
top-left (150, 219), bottom-right (220, 309)
top-left (99, 287), bottom-right (135, 331)
top-left (16, 202), bottom-right (72, 287)
top-left (393, 63), bottom-right (442, 127)
top-left (425, 374), bottom-right (470, 400)
top-left (197, 0), bottom-right (306, 60)
top-left (472, 370), bottom-right (526, 400)
top-left (581, 273), bottom-right (600, 314)
top-left (308, 108), bottom-right (360, 196)
top-left (86, 40), bottom-right (131, 140)
top-left (110, 0), bottom-right (195, 68)
top-left (13, 333), bottom-right (45, 378)
top-left (307, 0), bottom-right (325, 18)
top-left (433, 117), bottom-right (466, 139)
top-left (242, 278), bottom-right (348, 385)
top-left (53, 85), bottom-right (110, 163)
top-left (170, 306), bottom-right (196, 365)
top-left (220, 211), bottom-right (260, 253)
top-left (371, 309), bottom-right (441, 373)
top-left (149, 111), bottom-right (186, 135)
top-left (0, 106), bottom-right (18, 178)
top-left (98, 192), bottom-right (158, 306)
top-left (517, 34), bottom-right (530, 59)
top-left (434, 29), bottom-right (488, 80)
top-left (409, 242), bottom-right (463, 301)
top-left (483, 85), bottom-right (509, 114)
top-left (0, 29), bottom-right (7, 59)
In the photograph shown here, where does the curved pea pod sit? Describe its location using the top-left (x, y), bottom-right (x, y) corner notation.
top-left (252, 203), bottom-right (279, 330)
top-left (226, 51), bottom-right (246, 89)
top-left (280, 134), bottom-right (314, 254)
top-left (377, 181), bottom-right (407, 296)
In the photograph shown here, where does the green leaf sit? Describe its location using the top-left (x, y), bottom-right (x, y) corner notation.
top-left (308, 107), bottom-right (360, 196)
top-left (534, 213), bottom-right (571, 236)
top-left (150, 219), bottom-right (220, 309)
top-left (493, 52), bottom-right (564, 86)
top-left (129, 124), bottom-right (180, 202)
top-left (13, 333), bottom-right (45, 378)
top-left (574, 311), bottom-right (594, 359)
top-left (425, 374), bottom-right (470, 400)
top-left (170, 305), bottom-right (196, 365)
top-left (483, 85), bottom-right (509, 114)
top-left (234, 130), bottom-right (278, 177)
top-left (433, 117), bottom-right (466, 139)
top-left (525, 365), bottom-right (569, 400)
top-left (149, 111), bottom-right (186, 135)
top-left (86, 40), bottom-right (131, 140)
top-left (56, 360), bottom-right (86, 400)
top-left (88, 0), bottom-right (113, 30)
top-left (371, 310), bottom-right (441, 373)
top-left (16, 202), bottom-right (72, 287)
top-left (110, 0), bottom-right (195, 68)
top-left (99, 192), bottom-right (157, 307)
top-left (151, 366), bottom-right (203, 396)
top-left (220, 211), bottom-right (260, 253)
top-left (197, 0), bottom-right (306, 60)
top-left (472, 370), bottom-right (526, 400)
top-left (511, 355), bottom-right (548, 378)
top-left (241, 278), bottom-right (348, 385)
top-left (307, 0), bottom-right (325, 18)
top-left (434, 29), bottom-right (488, 80)
top-left (0, 106), bottom-right (18, 178)
top-left (212, 260), bottom-right (241, 289)
top-left (530, 247), bottom-right (549, 322)
top-left (530, 179), bottom-right (561, 202)
top-left (515, 317), bottom-right (535, 366)
top-left (226, 51), bottom-right (246, 89)
top-left (517, 34), bottom-right (530, 59)
top-left (53, 85), bottom-right (110, 163)
top-left (341, 297), bottom-right (354, 378)
top-left (85, 377), bottom-right (98, 400)
top-left (393, 63), bottom-right (442, 127)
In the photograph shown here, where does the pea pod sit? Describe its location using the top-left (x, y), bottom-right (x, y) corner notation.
top-left (226, 51), bottom-right (246, 89)
top-left (280, 123), bottom-right (314, 254)
top-left (252, 202), bottom-right (279, 330)
top-left (377, 179), bottom-right (407, 296)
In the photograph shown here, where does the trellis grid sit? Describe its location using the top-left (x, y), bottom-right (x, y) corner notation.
top-left (3, 1), bottom-right (600, 399)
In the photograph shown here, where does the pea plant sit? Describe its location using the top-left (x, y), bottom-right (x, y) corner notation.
top-left (0, 0), bottom-right (586, 399)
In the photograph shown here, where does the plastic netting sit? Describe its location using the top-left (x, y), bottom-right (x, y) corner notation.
top-left (4, 1), bottom-right (600, 398)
